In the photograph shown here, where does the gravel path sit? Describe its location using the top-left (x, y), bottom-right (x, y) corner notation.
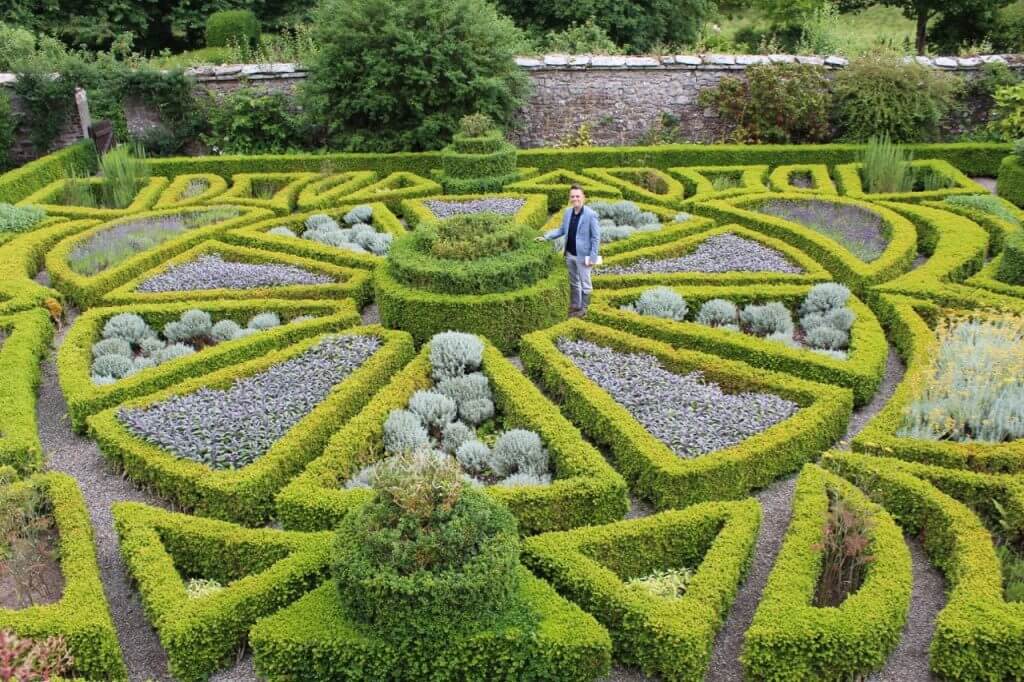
top-left (37, 310), bottom-right (174, 682)
top-left (839, 346), bottom-right (905, 447)
top-left (360, 302), bottom-right (379, 326)
top-left (972, 177), bottom-right (998, 194)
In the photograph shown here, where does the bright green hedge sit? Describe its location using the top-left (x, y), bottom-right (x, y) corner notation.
top-left (0, 141), bottom-right (96, 204)
top-left (212, 172), bottom-right (318, 215)
top-left (100, 240), bottom-right (374, 308)
top-left (249, 565), bottom-right (612, 682)
top-left (113, 502), bottom-right (331, 682)
top-left (823, 451), bottom-right (1024, 681)
top-left (925, 195), bottom-right (1022, 255)
top-left (151, 173), bottom-right (229, 209)
top-left (0, 473), bottom-right (126, 680)
top-left (1000, 230), bottom-right (1024, 284)
top-left (401, 192), bottom-right (548, 230)
top-left (87, 327), bottom-right (415, 525)
top-left (580, 167), bottom-right (688, 207)
top-left (520, 320), bottom-right (852, 510)
top-left (834, 159), bottom-right (988, 203)
top-left (506, 168), bottom-right (624, 208)
top-left (315, 172), bottom-right (443, 214)
top-left (671, 164), bottom-right (769, 201)
top-left (440, 133), bottom-right (518, 193)
top-left (522, 500), bottom-right (760, 682)
top-left (295, 171), bottom-right (378, 210)
top-left (0, 309), bottom-right (54, 473)
top-left (275, 340), bottom-right (629, 534)
top-left (741, 463), bottom-right (911, 681)
top-left (0, 218), bottom-right (99, 315)
top-left (588, 283), bottom-right (887, 407)
top-left (45, 206), bottom-right (274, 308)
top-left (58, 299), bottom-right (360, 432)
top-left (17, 176), bottom-right (169, 220)
top-left (766, 164), bottom-right (837, 195)
top-left (997, 154), bottom-right (1024, 207)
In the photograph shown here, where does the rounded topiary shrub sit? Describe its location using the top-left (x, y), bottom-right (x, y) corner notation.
top-left (376, 213), bottom-right (568, 351)
top-left (205, 9), bottom-right (261, 48)
top-left (331, 450), bottom-right (521, 638)
top-left (441, 114), bottom-right (519, 193)
top-left (302, 0), bottom-right (529, 151)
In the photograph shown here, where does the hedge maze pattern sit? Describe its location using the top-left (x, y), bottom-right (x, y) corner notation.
top-left (1, 141), bottom-right (1023, 680)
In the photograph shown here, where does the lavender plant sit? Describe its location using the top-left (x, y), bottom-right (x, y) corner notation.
top-left (601, 233), bottom-right (804, 275)
top-left (136, 254), bottom-right (333, 293)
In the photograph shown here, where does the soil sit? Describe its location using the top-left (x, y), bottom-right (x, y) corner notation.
top-left (0, 524), bottom-right (65, 609)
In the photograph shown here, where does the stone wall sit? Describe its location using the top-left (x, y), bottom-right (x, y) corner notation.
top-left (0, 75), bottom-right (87, 166)
top-left (3, 53), bottom-right (1023, 163)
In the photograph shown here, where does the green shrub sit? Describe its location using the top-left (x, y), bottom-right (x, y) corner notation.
top-left (0, 203), bottom-right (46, 234)
top-left (303, 0), bottom-right (529, 152)
top-left (97, 145), bottom-right (150, 210)
top-left (990, 83), bottom-right (1024, 143)
top-left (205, 9), bottom-right (261, 48)
top-left (860, 135), bottom-right (914, 194)
top-left (698, 63), bottom-right (831, 144)
top-left (832, 53), bottom-right (961, 143)
top-left (1000, 231), bottom-right (1024, 284)
top-left (0, 90), bottom-right (13, 170)
top-left (201, 88), bottom-right (304, 155)
top-left (542, 17), bottom-right (622, 54)
top-left (458, 114), bottom-right (494, 138)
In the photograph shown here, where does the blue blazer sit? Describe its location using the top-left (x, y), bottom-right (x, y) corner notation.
top-left (543, 205), bottom-right (601, 259)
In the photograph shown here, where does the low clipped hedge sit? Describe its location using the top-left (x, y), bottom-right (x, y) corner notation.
top-left (295, 171), bottom-right (378, 210)
top-left (580, 167), bottom-right (688, 207)
top-left (222, 201), bottom-right (406, 270)
top-left (520, 320), bottom-right (852, 510)
top-left (375, 255), bottom-right (568, 354)
top-left (113, 502), bottom-right (332, 682)
top-left (401, 192), bottom-right (548, 230)
top-left (766, 164), bottom-right (837, 195)
top-left (317, 172), bottom-right (443, 214)
top-left (671, 164), bottom-right (769, 201)
top-left (522, 500), bottom-right (760, 682)
top-left (17, 176), bottom-right (169, 220)
top-left (997, 154), bottom-right (1024, 207)
top-left (249, 565), bottom-right (612, 682)
top-left (823, 451), bottom-right (1024, 681)
top-left (588, 283), bottom-right (887, 407)
top-left (440, 132), bottom-right (518, 193)
top-left (101, 240), bottom-right (374, 308)
top-left (0, 309), bottom-right (54, 473)
top-left (924, 194), bottom-right (1022, 255)
top-left (506, 168), bottom-right (623, 208)
top-left (0, 473), bottom-right (126, 680)
top-left (0, 140), bottom-right (96, 204)
top-left (152, 173), bottom-right (229, 209)
top-left (1000, 230), bottom-right (1024, 284)
top-left (693, 193), bottom-right (917, 293)
top-left (58, 299), bottom-right (360, 432)
top-left (45, 206), bottom-right (274, 308)
top-left (741, 463), bottom-right (911, 681)
top-left (276, 339), bottom-right (629, 534)
top-left (87, 326), bottom-right (415, 525)
top-left (594, 224), bottom-right (832, 290)
top-left (212, 172), bottom-right (318, 214)
top-left (833, 159), bottom-right (989, 203)
top-left (853, 293), bottom-right (1024, 473)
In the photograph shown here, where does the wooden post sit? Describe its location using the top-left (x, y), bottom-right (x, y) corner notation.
top-left (74, 87), bottom-right (91, 139)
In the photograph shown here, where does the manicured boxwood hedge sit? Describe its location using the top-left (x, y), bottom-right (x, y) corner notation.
top-left (87, 326), bottom-right (415, 525)
top-left (671, 164), bottom-right (769, 201)
top-left (580, 167), bottom-right (688, 207)
top-left (101, 240), bottom-right (374, 308)
top-left (823, 450), bottom-right (1024, 681)
top-left (999, 230), bottom-right (1024, 284)
top-left (766, 164), bottom-right (837, 195)
top-left (401, 192), bottom-right (548, 230)
top-left (0, 309), bottom-right (54, 473)
top-left (853, 293), bottom-right (1024, 473)
top-left (694, 193), bottom-right (917, 293)
top-left (249, 565), bottom-right (612, 682)
top-left (741, 463), bottom-right (911, 681)
top-left (222, 201), bottom-right (405, 270)
top-left (998, 154), bottom-right (1024, 207)
top-left (440, 131), bottom-right (519, 193)
top-left (275, 339), bottom-right (629, 534)
top-left (588, 283), bottom-right (887, 407)
top-left (295, 171), bottom-right (378, 210)
top-left (923, 195), bottom-right (1022, 255)
top-left (152, 173), bottom-right (229, 209)
top-left (0, 140), bottom-right (96, 204)
top-left (834, 159), bottom-right (988, 203)
top-left (212, 172), bottom-right (318, 214)
top-left (113, 502), bottom-right (332, 682)
top-left (522, 499), bottom-right (760, 682)
top-left (317, 172), bottom-right (443, 214)
top-left (58, 299), bottom-right (360, 432)
top-left (506, 169), bottom-right (624, 208)
top-left (17, 176), bottom-right (170, 220)
top-left (594, 224), bottom-right (832, 290)
top-left (45, 206), bottom-right (274, 308)
top-left (0, 473), bottom-right (126, 680)
top-left (520, 320), bottom-right (852, 509)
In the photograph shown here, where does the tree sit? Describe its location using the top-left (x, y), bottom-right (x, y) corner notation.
top-left (873, 0), bottom-right (1008, 54)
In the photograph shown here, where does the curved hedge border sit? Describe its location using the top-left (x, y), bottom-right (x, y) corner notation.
top-left (506, 168), bottom-right (623, 209)
top-left (581, 167), bottom-right (688, 207)
top-left (669, 164), bottom-right (769, 201)
top-left (87, 326), bottom-right (415, 525)
top-left (965, 254), bottom-right (1024, 301)
top-left (440, 132), bottom-right (518, 193)
top-left (222, 201), bottom-right (406, 269)
top-left (522, 499), bottom-right (760, 682)
top-left (695, 193), bottom-right (917, 292)
top-left (17, 176), bottom-right (169, 220)
top-left (401, 192), bottom-right (548, 230)
top-left (320, 172), bottom-right (443, 214)
top-left (113, 502), bottom-right (332, 682)
top-left (0, 140), bottom-right (96, 204)
top-left (594, 224), bottom-right (832, 289)
top-left (152, 173), bottom-right (229, 209)
top-left (588, 283), bottom-right (887, 407)
top-left (58, 298), bottom-right (360, 432)
top-left (375, 260), bottom-right (568, 353)
top-left (0, 309), bottom-right (54, 473)
top-left (0, 218), bottom-right (99, 315)
top-left (295, 171), bottom-right (378, 210)
top-left (520, 320), bottom-right (852, 509)
top-left (834, 159), bottom-right (988, 203)
top-left (997, 154), bottom-right (1024, 207)
top-left (0, 472), bottom-right (126, 680)
top-left (823, 450), bottom-right (1024, 681)
top-left (766, 164), bottom-right (838, 195)
top-left (923, 195), bottom-right (1022, 255)
top-left (46, 206), bottom-right (274, 308)
top-left (741, 463), bottom-right (911, 681)
top-left (211, 172), bottom-right (318, 214)
top-left (276, 339), bottom-right (629, 534)
top-left (101, 240), bottom-right (374, 307)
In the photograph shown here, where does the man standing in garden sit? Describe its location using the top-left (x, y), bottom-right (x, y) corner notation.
top-left (537, 185), bottom-right (601, 317)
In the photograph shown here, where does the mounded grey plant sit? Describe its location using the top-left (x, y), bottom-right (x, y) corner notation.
top-left (358, 232), bottom-right (392, 256)
top-left (459, 397), bottom-right (495, 426)
top-left (799, 283), bottom-right (851, 316)
top-left (674, 212), bottom-right (692, 222)
top-left (636, 223), bottom-right (661, 233)
top-left (102, 313), bottom-right (154, 345)
top-left (436, 372), bottom-right (492, 408)
top-left (812, 348), bottom-right (849, 360)
top-left (599, 218), bottom-right (616, 229)
top-left (133, 356), bottom-right (157, 372)
top-left (799, 312), bottom-right (828, 332)
top-left (344, 459), bottom-right (384, 489)
top-left (441, 421), bottom-right (475, 454)
top-left (429, 331), bottom-right (483, 381)
top-left (338, 242), bottom-right (368, 253)
top-left (806, 325), bottom-right (850, 351)
top-left (407, 390), bottom-right (457, 430)
top-left (92, 374), bottom-right (117, 386)
top-left (767, 330), bottom-right (800, 348)
top-left (92, 354), bottom-right (134, 379)
top-left (235, 328), bottom-right (259, 339)
top-left (343, 205), bottom-right (373, 225)
top-left (824, 307), bottom-right (855, 333)
top-left (153, 342), bottom-right (196, 364)
top-left (491, 428), bottom-right (549, 478)
top-left (621, 287), bottom-right (688, 321)
top-left (740, 302), bottom-right (794, 337)
top-left (139, 336), bottom-right (166, 357)
top-left (497, 471), bottom-right (552, 487)
top-left (696, 299), bottom-right (739, 327)
top-left (92, 337), bottom-right (132, 359)
top-left (268, 226), bottom-right (297, 238)
top-left (211, 319), bottom-right (242, 343)
top-left (305, 214), bottom-right (339, 231)
top-left (601, 225), bottom-right (636, 242)
top-left (247, 312), bottom-right (281, 330)
top-left (180, 309), bottom-right (213, 337)
top-left (638, 210), bottom-right (659, 225)
top-left (382, 409), bottom-right (430, 454)
top-left (455, 440), bottom-right (492, 477)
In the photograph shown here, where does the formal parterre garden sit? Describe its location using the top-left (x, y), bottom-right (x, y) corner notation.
top-left (1, 128), bottom-right (1024, 682)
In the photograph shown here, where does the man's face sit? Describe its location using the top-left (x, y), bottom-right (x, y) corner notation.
top-left (569, 189), bottom-right (585, 208)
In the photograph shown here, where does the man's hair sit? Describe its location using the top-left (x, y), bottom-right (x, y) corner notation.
top-left (569, 184), bottom-right (584, 194)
